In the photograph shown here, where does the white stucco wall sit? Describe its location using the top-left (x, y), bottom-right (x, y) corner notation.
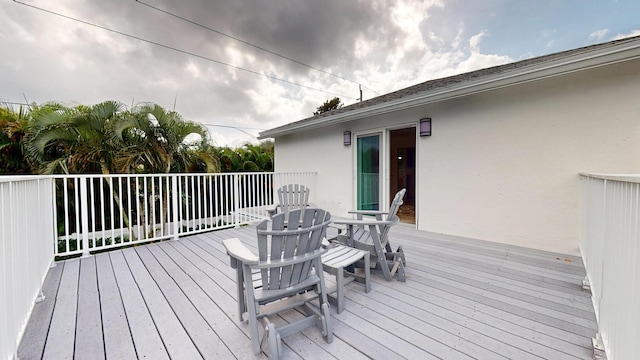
top-left (273, 58), bottom-right (640, 255)
top-left (273, 126), bottom-right (355, 214)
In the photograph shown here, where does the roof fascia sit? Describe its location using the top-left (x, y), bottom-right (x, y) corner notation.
top-left (259, 40), bottom-right (640, 139)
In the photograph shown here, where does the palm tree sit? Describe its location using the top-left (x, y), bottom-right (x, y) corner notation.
top-left (113, 103), bottom-right (219, 174)
top-left (112, 103), bottom-right (220, 236)
top-left (0, 104), bottom-right (33, 174)
top-left (215, 141), bottom-right (274, 172)
top-left (24, 101), bottom-right (123, 174)
top-left (23, 101), bottom-right (134, 238)
top-left (217, 146), bottom-right (242, 172)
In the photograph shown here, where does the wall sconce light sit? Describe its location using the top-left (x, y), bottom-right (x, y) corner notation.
top-left (420, 118), bottom-right (432, 137)
top-left (343, 131), bottom-right (351, 146)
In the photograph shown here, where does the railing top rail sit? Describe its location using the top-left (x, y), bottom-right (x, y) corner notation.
top-left (0, 175), bottom-right (53, 183)
top-left (1, 171), bottom-right (319, 181)
top-left (579, 172), bottom-right (640, 183)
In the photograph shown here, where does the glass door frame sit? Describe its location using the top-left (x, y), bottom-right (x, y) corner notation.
top-left (353, 129), bottom-right (388, 212)
top-left (352, 123), bottom-right (419, 225)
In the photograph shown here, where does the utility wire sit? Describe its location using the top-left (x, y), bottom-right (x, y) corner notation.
top-left (201, 123), bottom-right (259, 138)
top-left (135, 0), bottom-right (380, 97)
top-left (13, 0), bottom-right (358, 100)
top-left (201, 123), bottom-right (264, 131)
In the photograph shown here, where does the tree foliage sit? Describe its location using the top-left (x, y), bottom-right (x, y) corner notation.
top-left (24, 101), bottom-right (123, 174)
top-left (112, 103), bottom-right (219, 174)
top-left (313, 97), bottom-right (343, 115)
top-left (0, 105), bottom-right (32, 174)
top-left (216, 140), bottom-right (274, 172)
top-left (0, 101), bottom-right (274, 175)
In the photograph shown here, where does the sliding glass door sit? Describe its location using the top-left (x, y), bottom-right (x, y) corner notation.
top-left (357, 134), bottom-right (380, 210)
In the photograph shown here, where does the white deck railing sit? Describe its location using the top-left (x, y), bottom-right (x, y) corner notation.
top-left (580, 173), bottom-right (640, 360)
top-left (0, 171), bottom-right (315, 360)
top-left (1, 176), bottom-right (56, 360)
top-left (52, 172), bottom-right (316, 257)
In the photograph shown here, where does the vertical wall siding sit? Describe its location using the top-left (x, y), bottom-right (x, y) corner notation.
top-left (1, 177), bottom-right (55, 360)
top-left (581, 174), bottom-right (640, 360)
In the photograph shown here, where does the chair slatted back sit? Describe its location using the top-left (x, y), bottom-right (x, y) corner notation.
top-left (277, 184), bottom-right (311, 221)
top-left (257, 208), bottom-right (330, 290)
top-left (378, 188), bottom-right (405, 242)
top-left (354, 189), bottom-right (405, 247)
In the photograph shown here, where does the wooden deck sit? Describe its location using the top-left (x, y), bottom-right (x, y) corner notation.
top-left (18, 224), bottom-right (597, 359)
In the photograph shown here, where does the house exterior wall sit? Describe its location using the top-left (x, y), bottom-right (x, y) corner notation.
top-left (274, 58), bottom-right (640, 255)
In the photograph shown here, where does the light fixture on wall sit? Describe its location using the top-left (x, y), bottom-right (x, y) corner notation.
top-left (343, 131), bottom-right (351, 146)
top-left (420, 118), bottom-right (432, 137)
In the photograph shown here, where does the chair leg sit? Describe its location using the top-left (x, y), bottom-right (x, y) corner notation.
top-left (390, 255), bottom-right (406, 282)
top-left (363, 252), bottom-right (371, 293)
top-left (266, 322), bottom-right (282, 359)
top-left (243, 266), bottom-right (262, 355)
top-left (235, 266), bottom-right (246, 322)
top-left (335, 266), bottom-right (345, 313)
top-left (397, 245), bottom-right (406, 265)
top-left (396, 262), bottom-right (406, 282)
top-left (321, 303), bottom-right (333, 344)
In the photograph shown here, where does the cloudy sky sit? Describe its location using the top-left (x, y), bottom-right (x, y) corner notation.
top-left (1, 0), bottom-right (639, 147)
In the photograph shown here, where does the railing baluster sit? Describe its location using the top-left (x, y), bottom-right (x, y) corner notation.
top-left (127, 176), bottom-right (133, 242)
top-left (42, 172), bottom-right (314, 256)
top-left (233, 174), bottom-right (240, 227)
top-left (160, 176), bottom-right (165, 236)
top-left (89, 177), bottom-right (95, 248)
top-left (172, 175), bottom-right (179, 239)
top-left (79, 178), bottom-right (90, 257)
top-left (196, 175), bottom-right (202, 231)
top-left (178, 174), bottom-right (184, 235)
top-left (99, 177), bottom-right (105, 248)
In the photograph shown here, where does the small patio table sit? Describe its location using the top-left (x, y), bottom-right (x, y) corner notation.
top-left (321, 243), bottom-right (371, 313)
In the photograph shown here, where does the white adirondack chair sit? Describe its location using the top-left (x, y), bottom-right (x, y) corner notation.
top-left (333, 188), bottom-right (407, 281)
top-left (223, 208), bottom-right (333, 358)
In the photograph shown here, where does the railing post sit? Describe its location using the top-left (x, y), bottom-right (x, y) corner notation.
top-left (233, 174), bottom-right (241, 227)
top-left (49, 177), bottom-right (58, 264)
top-left (172, 175), bottom-right (180, 240)
top-left (79, 177), bottom-right (91, 257)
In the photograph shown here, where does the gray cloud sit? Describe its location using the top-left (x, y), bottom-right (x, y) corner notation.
top-left (2, 0), bottom-right (636, 146)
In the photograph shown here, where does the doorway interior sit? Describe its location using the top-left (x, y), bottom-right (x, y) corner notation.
top-left (390, 128), bottom-right (416, 224)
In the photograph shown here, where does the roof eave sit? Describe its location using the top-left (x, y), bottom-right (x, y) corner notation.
top-left (259, 38), bottom-right (640, 139)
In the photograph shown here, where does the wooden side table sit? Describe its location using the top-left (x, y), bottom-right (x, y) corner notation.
top-left (321, 244), bottom-right (371, 313)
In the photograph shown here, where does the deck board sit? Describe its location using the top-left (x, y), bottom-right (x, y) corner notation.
top-left (368, 276), bottom-right (592, 359)
top-left (109, 250), bottom-right (169, 359)
top-left (17, 261), bottom-right (63, 360)
top-left (75, 257), bottom-right (104, 359)
top-left (121, 248), bottom-right (203, 359)
top-left (42, 259), bottom-right (79, 360)
top-left (19, 224), bottom-right (597, 359)
top-left (95, 253), bottom-right (137, 359)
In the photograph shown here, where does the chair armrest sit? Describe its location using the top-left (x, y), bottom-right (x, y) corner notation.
top-left (266, 206), bottom-right (279, 218)
top-left (347, 210), bottom-right (389, 216)
top-left (333, 219), bottom-right (393, 226)
top-left (223, 238), bottom-right (259, 267)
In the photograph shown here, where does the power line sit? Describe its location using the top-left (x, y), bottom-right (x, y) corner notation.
top-left (13, 0), bottom-right (358, 101)
top-left (201, 123), bottom-right (264, 131)
top-left (201, 123), bottom-right (260, 138)
top-left (135, 0), bottom-right (380, 97)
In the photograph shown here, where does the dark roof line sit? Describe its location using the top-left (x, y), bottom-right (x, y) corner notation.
top-left (269, 35), bottom-right (640, 133)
